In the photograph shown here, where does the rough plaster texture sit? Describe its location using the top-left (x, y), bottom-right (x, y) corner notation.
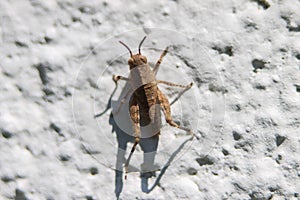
top-left (0, 0), bottom-right (300, 199)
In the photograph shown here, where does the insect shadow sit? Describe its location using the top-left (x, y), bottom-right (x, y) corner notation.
top-left (94, 80), bottom-right (194, 199)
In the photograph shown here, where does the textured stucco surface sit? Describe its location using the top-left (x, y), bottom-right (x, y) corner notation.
top-left (0, 0), bottom-right (300, 199)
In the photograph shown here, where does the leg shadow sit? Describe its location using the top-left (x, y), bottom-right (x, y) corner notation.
top-left (94, 82), bottom-right (118, 119)
top-left (95, 82), bottom-right (159, 199)
top-left (94, 82), bottom-right (194, 199)
top-left (110, 112), bottom-right (160, 199)
top-left (141, 135), bottom-right (194, 193)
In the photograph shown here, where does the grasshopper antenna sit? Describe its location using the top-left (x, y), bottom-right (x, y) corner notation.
top-left (138, 36), bottom-right (147, 54)
top-left (119, 41), bottom-right (133, 57)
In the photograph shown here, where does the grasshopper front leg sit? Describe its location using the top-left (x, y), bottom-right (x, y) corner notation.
top-left (113, 75), bottom-right (130, 83)
top-left (112, 75), bottom-right (133, 115)
top-left (153, 47), bottom-right (169, 75)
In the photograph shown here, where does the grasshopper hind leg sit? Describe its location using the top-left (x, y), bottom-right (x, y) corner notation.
top-left (124, 97), bottom-right (141, 179)
top-left (157, 89), bottom-right (192, 133)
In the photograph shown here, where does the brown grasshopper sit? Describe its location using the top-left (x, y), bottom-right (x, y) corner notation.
top-left (112, 36), bottom-right (193, 179)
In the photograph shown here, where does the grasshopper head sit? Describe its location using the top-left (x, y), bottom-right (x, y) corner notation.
top-left (128, 54), bottom-right (147, 69)
top-left (119, 36), bottom-right (148, 69)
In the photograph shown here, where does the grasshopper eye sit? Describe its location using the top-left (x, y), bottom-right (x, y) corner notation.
top-left (128, 58), bottom-right (134, 65)
top-left (141, 56), bottom-right (147, 63)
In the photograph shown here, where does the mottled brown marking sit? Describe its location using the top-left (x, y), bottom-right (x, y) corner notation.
top-left (113, 36), bottom-right (193, 179)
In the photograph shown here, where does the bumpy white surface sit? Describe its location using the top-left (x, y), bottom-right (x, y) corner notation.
top-left (1, 0), bottom-right (300, 199)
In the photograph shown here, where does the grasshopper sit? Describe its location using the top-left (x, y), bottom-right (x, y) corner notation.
top-left (112, 36), bottom-right (193, 179)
